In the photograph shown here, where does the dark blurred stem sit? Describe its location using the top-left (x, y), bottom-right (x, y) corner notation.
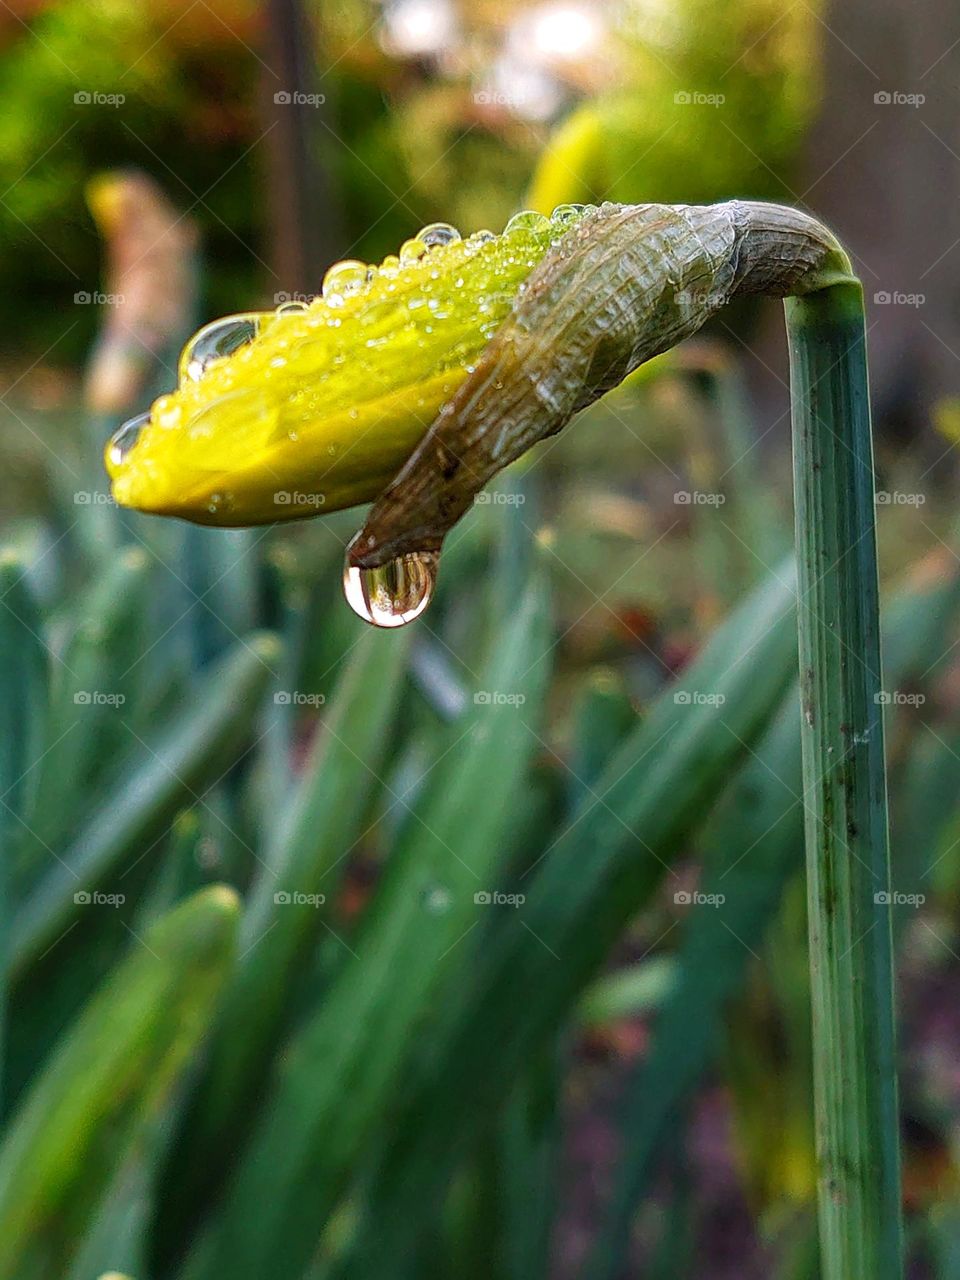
top-left (786, 280), bottom-right (902, 1280)
top-left (260, 0), bottom-right (340, 292)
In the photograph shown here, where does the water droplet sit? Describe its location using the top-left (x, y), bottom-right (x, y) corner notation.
top-left (551, 202), bottom-right (586, 223)
top-left (417, 222), bottom-right (461, 250)
top-left (505, 210), bottom-right (551, 234)
top-left (399, 237), bottom-right (428, 264)
top-left (107, 411), bottom-right (149, 467)
top-left (322, 259), bottom-right (372, 307)
top-left (421, 884), bottom-right (452, 914)
top-left (180, 314), bottom-right (265, 384)
top-left (342, 543), bottom-right (438, 628)
top-left (276, 299), bottom-right (310, 315)
top-left (470, 229), bottom-right (496, 245)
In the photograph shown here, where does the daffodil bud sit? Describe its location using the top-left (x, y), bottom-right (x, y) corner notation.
top-left (105, 209), bottom-right (592, 525)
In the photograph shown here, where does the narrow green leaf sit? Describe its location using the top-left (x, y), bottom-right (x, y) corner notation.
top-left (159, 626), bottom-right (411, 1240)
top-left (336, 562), bottom-right (800, 1273)
top-left (10, 634), bottom-right (278, 980)
top-left (186, 575), bottom-right (552, 1280)
top-left (586, 557), bottom-right (960, 1277)
top-left (0, 886), bottom-right (238, 1280)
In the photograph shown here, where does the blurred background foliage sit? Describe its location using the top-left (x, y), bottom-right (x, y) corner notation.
top-left (1, 1), bottom-right (960, 1278)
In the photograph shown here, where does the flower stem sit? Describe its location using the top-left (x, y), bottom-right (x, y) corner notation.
top-left (785, 279), bottom-right (903, 1280)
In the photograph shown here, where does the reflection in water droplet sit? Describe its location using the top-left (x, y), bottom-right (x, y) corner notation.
top-left (399, 237), bottom-right (428, 265)
top-left (180, 314), bottom-right (264, 385)
top-left (551, 202), bottom-right (586, 223)
top-left (342, 543), bottom-right (438, 628)
top-left (505, 209), bottom-right (551, 234)
top-left (470, 229), bottom-right (496, 245)
top-left (417, 222), bottom-right (461, 250)
top-left (107, 411), bottom-right (149, 467)
top-left (322, 259), bottom-right (372, 307)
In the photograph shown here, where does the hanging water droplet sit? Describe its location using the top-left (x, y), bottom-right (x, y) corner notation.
top-left (179, 314), bottom-right (265, 385)
top-left (107, 411), bottom-right (149, 467)
top-left (321, 259), bottom-right (372, 307)
top-left (505, 210), bottom-right (551, 234)
top-left (551, 202), bottom-right (586, 223)
top-left (342, 542), bottom-right (438, 628)
top-left (417, 222), bottom-right (461, 250)
top-left (399, 237), bottom-right (428, 265)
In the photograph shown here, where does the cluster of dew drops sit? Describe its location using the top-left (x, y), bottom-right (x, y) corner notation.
top-left (107, 204), bottom-right (591, 629)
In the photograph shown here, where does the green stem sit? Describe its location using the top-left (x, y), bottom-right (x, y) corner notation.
top-left (785, 280), bottom-right (902, 1280)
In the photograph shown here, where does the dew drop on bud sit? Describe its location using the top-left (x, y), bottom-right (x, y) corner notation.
top-left (275, 299), bottom-right (310, 315)
top-left (469, 229), bottom-right (496, 245)
top-left (179, 314), bottom-right (265, 385)
top-left (550, 203), bottom-right (586, 223)
top-left (399, 237), bottom-right (428, 265)
top-left (342, 543), bottom-right (438, 628)
top-left (107, 411), bottom-right (149, 467)
top-left (321, 259), bottom-right (372, 307)
top-left (505, 209), bottom-right (551, 234)
top-left (417, 222), bottom-right (461, 250)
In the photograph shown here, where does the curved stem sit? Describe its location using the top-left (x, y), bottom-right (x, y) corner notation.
top-left (787, 280), bottom-right (902, 1279)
